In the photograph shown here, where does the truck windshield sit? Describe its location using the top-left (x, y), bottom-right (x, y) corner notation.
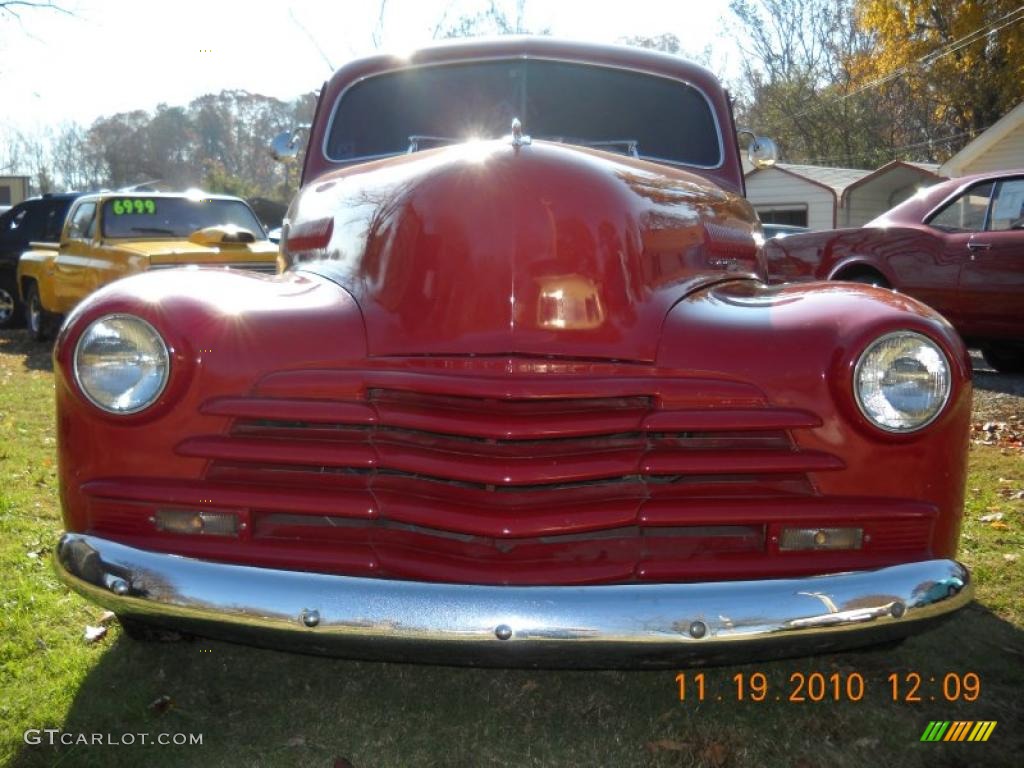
top-left (326, 59), bottom-right (722, 168)
top-left (101, 197), bottom-right (266, 239)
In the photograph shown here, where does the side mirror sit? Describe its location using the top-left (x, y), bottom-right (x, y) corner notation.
top-left (738, 130), bottom-right (778, 169)
top-left (269, 126), bottom-right (310, 163)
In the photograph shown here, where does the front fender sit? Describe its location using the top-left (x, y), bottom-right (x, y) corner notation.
top-left (658, 280), bottom-right (971, 559)
top-left (53, 268), bottom-right (368, 534)
top-left (16, 248), bottom-right (58, 308)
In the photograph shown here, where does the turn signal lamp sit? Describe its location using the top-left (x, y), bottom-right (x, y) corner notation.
top-left (779, 527), bottom-right (863, 551)
top-left (154, 509), bottom-right (239, 537)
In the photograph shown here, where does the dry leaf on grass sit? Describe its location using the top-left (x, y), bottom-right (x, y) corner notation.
top-left (700, 741), bottom-right (729, 767)
top-left (286, 736), bottom-right (306, 747)
top-left (148, 695), bottom-right (172, 714)
top-left (645, 739), bottom-right (689, 753)
top-left (83, 626), bottom-right (107, 643)
top-left (980, 512), bottom-right (1005, 522)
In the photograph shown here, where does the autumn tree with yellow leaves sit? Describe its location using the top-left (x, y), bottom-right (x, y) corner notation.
top-left (730, 0), bottom-right (1024, 167)
top-left (852, 1), bottom-right (1023, 157)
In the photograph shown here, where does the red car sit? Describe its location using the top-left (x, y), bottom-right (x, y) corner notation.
top-left (765, 170), bottom-right (1024, 373)
top-left (54, 38), bottom-right (972, 667)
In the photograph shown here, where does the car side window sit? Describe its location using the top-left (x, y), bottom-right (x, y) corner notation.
top-left (927, 182), bottom-right (993, 232)
top-left (988, 179), bottom-right (1024, 231)
top-left (42, 205), bottom-right (67, 241)
top-left (67, 203), bottom-right (97, 240)
top-left (4, 207), bottom-right (27, 233)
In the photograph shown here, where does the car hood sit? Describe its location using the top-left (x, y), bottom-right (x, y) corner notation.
top-left (109, 239), bottom-right (278, 264)
top-left (285, 140), bottom-right (760, 362)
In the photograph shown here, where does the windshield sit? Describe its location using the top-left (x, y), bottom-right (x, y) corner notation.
top-left (326, 59), bottom-right (722, 168)
top-left (101, 197), bottom-right (266, 239)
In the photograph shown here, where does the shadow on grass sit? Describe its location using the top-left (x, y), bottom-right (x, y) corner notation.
top-left (10, 603), bottom-right (1024, 768)
top-left (970, 350), bottom-right (1024, 398)
top-left (0, 330), bottom-right (53, 373)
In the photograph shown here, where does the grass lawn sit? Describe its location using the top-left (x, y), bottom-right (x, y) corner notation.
top-left (1, 328), bottom-right (1021, 768)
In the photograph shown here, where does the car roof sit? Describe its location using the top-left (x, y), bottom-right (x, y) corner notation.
top-left (868, 168), bottom-right (1024, 227)
top-left (18, 192), bottom-right (84, 205)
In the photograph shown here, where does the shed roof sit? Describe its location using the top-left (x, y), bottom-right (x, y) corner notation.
top-left (940, 101), bottom-right (1024, 176)
top-left (746, 163), bottom-right (871, 197)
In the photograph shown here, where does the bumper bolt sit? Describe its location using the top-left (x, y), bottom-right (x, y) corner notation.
top-left (495, 624), bottom-right (513, 641)
top-left (300, 609), bottom-right (320, 628)
top-left (105, 575), bottom-right (130, 596)
top-left (890, 602), bottom-right (906, 619)
top-left (689, 621), bottom-right (707, 639)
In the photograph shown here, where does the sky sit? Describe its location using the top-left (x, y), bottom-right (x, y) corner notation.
top-left (0, 0), bottom-right (741, 137)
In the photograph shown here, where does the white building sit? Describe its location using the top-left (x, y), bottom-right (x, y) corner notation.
top-left (940, 101), bottom-right (1024, 176)
top-left (745, 161), bottom-right (942, 230)
top-left (0, 176), bottom-right (30, 207)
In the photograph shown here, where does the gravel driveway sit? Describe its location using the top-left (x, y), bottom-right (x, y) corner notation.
top-left (970, 349), bottom-right (1024, 422)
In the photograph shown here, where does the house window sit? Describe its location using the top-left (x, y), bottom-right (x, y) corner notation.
top-left (756, 207), bottom-right (808, 227)
top-left (0, 186), bottom-right (11, 205)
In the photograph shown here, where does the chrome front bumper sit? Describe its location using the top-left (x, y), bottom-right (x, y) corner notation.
top-left (55, 533), bottom-right (973, 667)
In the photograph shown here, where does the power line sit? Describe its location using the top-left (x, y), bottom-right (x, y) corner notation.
top-left (800, 125), bottom-right (989, 167)
top-left (789, 5), bottom-right (1024, 120)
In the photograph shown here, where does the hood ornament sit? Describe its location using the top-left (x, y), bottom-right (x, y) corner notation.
top-left (509, 118), bottom-right (531, 149)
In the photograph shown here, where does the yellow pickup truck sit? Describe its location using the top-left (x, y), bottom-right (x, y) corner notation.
top-left (17, 191), bottom-right (279, 340)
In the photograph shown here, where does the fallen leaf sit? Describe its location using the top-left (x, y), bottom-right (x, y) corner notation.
top-left (334, 759), bottom-right (355, 768)
top-left (521, 680), bottom-right (539, 693)
top-left (990, 521), bottom-right (1010, 531)
top-left (646, 739), bottom-right (689, 753)
top-left (286, 736), bottom-right (305, 747)
top-left (84, 626), bottom-right (107, 643)
top-left (701, 741), bottom-right (729, 767)
top-left (1004, 554), bottom-right (1020, 562)
top-left (980, 512), bottom-right (1005, 522)
top-left (148, 695), bottom-right (172, 714)
top-left (854, 737), bottom-right (880, 748)
top-left (98, 610), bottom-right (116, 625)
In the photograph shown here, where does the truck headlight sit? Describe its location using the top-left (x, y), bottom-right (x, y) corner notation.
top-left (74, 314), bottom-right (170, 414)
top-left (854, 331), bottom-right (951, 433)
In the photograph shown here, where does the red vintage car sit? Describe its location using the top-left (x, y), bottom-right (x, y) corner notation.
top-left (764, 170), bottom-right (1024, 373)
top-left (54, 38), bottom-right (972, 667)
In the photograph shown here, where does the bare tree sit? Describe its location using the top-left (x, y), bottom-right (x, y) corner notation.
top-left (434, 0), bottom-right (548, 39)
top-left (0, 1), bottom-right (71, 20)
top-left (729, 0), bottom-right (890, 167)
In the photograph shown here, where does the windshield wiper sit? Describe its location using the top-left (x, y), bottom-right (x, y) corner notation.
top-left (129, 227), bottom-right (177, 235)
top-left (407, 134), bottom-right (641, 158)
top-left (537, 137), bottom-right (640, 158)
top-left (407, 135), bottom-right (462, 153)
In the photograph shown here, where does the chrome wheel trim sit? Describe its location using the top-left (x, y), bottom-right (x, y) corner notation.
top-left (28, 291), bottom-right (41, 335)
top-left (0, 287), bottom-right (14, 324)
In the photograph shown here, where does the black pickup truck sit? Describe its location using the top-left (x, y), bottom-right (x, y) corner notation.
top-left (0, 193), bottom-right (81, 329)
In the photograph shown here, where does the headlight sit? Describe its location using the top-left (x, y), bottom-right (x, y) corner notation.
top-left (854, 331), bottom-right (951, 433)
top-left (74, 314), bottom-right (169, 414)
